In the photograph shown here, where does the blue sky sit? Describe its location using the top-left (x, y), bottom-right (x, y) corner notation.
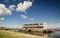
top-left (0, 0), bottom-right (60, 28)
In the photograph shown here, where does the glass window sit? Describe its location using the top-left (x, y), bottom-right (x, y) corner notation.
top-left (34, 26), bottom-right (43, 28)
top-left (40, 23), bottom-right (43, 25)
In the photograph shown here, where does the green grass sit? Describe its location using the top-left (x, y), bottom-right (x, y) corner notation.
top-left (0, 30), bottom-right (30, 38)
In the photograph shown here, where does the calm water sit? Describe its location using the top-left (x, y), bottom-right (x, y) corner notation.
top-left (19, 31), bottom-right (60, 38)
top-left (48, 31), bottom-right (60, 38)
top-left (39, 31), bottom-right (60, 38)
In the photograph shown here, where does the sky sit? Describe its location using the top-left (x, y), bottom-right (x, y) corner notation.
top-left (0, 0), bottom-right (60, 28)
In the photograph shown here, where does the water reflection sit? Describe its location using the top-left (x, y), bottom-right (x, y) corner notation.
top-left (43, 34), bottom-right (48, 38)
top-left (33, 32), bottom-right (48, 38)
top-left (48, 33), bottom-right (54, 38)
top-left (48, 31), bottom-right (60, 38)
top-left (33, 34), bottom-right (48, 38)
top-left (36, 31), bottom-right (60, 38)
top-left (25, 31), bottom-right (60, 38)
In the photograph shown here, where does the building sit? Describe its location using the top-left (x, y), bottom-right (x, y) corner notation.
top-left (0, 27), bottom-right (6, 30)
top-left (21, 22), bottom-right (48, 33)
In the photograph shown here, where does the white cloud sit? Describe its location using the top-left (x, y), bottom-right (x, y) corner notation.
top-left (16, 1), bottom-right (32, 13)
top-left (48, 22), bottom-right (60, 29)
top-left (0, 4), bottom-right (12, 16)
top-left (9, 5), bottom-right (16, 11)
top-left (0, 18), bottom-right (5, 20)
top-left (29, 18), bottom-right (34, 21)
top-left (20, 15), bottom-right (28, 19)
top-left (54, 23), bottom-right (60, 28)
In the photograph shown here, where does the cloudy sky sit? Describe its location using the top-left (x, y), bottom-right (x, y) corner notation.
top-left (0, 0), bottom-right (60, 28)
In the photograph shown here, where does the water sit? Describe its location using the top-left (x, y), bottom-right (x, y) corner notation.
top-left (39, 31), bottom-right (60, 38)
top-left (19, 31), bottom-right (60, 38)
top-left (48, 31), bottom-right (60, 38)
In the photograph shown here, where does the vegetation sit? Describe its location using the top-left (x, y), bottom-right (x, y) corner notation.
top-left (0, 30), bottom-right (30, 38)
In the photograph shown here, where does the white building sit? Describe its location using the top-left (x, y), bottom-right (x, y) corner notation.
top-left (21, 22), bottom-right (48, 33)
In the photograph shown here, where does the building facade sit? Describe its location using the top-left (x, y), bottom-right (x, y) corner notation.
top-left (21, 22), bottom-right (48, 33)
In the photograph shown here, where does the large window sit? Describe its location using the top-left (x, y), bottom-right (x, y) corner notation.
top-left (40, 23), bottom-right (43, 25)
top-left (34, 26), bottom-right (43, 28)
top-left (34, 24), bottom-right (38, 25)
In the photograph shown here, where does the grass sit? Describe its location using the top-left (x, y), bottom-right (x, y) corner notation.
top-left (0, 30), bottom-right (31, 38)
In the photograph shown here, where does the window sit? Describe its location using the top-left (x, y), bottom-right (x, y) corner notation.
top-left (34, 24), bottom-right (38, 25)
top-left (34, 26), bottom-right (43, 28)
top-left (40, 23), bottom-right (43, 25)
top-left (37, 26), bottom-right (43, 28)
